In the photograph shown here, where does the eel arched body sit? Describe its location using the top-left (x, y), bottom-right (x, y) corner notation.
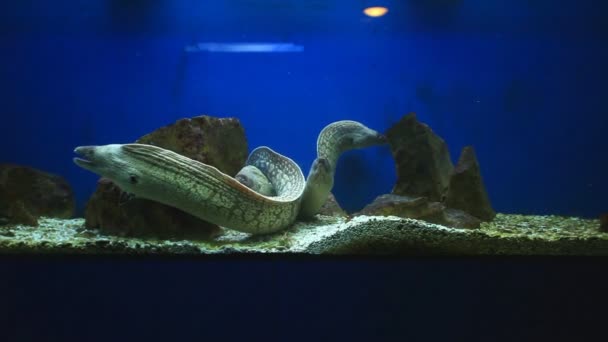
top-left (300, 120), bottom-right (387, 218)
top-left (74, 120), bottom-right (385, 234)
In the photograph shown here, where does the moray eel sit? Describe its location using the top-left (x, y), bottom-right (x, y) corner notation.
top-left (300, 120), bottom-right (387, 218)
top-left (73, 120), bottom-right (386, 234)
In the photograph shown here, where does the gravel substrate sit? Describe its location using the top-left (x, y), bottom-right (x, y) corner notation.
top-left (0, 213), bottom-right (604, 255)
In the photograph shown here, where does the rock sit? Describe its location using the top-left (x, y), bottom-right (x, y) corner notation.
top-left (0, 164), bottom-right (75, 225)
top-left (357, 194), bottom-right (480, 229)
top-left (317, 193), bottom-right (347, 217)
top-left (445, 146), bottom-right (496, 221)
top-left (440, 207), bottom-right (482, 229)
top-left (385, 114), bottom-right (495, 224)
top-left (357, 194), bottom-right (439, 219)
top-left (3, 200), bottom-right (39, 226)
top-left (85, 178), bottom-right (221, 239)
top-left (386, 113), bottom-right (454, 202)
top-left (416, 202), bottom-right (482, 229)
top-left (600, 214), bottom-right (608, 232)
top-left (136, 115), bottom-right (247, 177)
top-left (84, 115), bottom-right (247, 238)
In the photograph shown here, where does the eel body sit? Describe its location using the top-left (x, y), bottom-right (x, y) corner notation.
top-left (299, 120), bottom-right (387, 218)
top-left (74, 120), bottom-right (385, 234)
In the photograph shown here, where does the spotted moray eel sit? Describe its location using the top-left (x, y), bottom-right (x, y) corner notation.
top-left (74, 120), bottom-right (386, 234)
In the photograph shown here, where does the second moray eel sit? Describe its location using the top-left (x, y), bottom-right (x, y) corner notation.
top-left (73, 120), bottom-right (386, 234)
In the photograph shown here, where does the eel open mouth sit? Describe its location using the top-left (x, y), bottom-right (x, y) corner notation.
top-left (73, 146), bottom-right (97, 169)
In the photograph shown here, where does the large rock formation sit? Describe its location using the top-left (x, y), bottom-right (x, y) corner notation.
top-left (376, 113), bottom-right (495, 226)
top-left (0, 164), bottom-right (75, 226)
top-left (84, 115), bottom-right (247, 239)
top-left (445, 146), bottom-right (496, 221)
top-left (386, 113), bottom-right (453, 202)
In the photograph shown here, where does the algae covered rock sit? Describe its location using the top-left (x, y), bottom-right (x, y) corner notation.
top-left (445, 146), bottom-right (495, 221)
top-left (0, 164), bottom-right (75, 225)
top-left (386, 113), bottom-right (453, 202)
top-left (357, 194), bottom-right (480, 229)
top-left (84, 115), bottom-right (247, 238)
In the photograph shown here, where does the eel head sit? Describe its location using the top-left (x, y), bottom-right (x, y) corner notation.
top-left (73, 144), bottom-right (146, 195)
top-left (349, 126), bottom-right (387, 149)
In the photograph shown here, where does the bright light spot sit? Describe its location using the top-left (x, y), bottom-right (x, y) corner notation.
top-left (363, 6), bottom-right (388, 17)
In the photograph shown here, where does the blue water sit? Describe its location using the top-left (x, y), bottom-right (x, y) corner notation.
top-left (0, 0), bottom-right (606, 217)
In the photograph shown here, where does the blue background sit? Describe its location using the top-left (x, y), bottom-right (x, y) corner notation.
top-left (0, 0), bottom-right (606, 218)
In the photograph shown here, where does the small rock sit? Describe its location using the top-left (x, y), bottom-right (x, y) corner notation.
top-left (357, 194), bottom-right (480, 229)
top-left (0, 164), bottom-right (75, 225)
top-left (445, 146), bottom-right (496, 221)
top-left (439, 208), bottom-right (482, 229)
top-left (357, 194), bottom-right (440, 219)
top-left (84, 115), bottom-right (247, 239)
top-left (317, 193), bottom-right (347, 217)
top-left (386, 113), bottom-right (454, 202)
top-left (600, 214), bottom-right (608, 232)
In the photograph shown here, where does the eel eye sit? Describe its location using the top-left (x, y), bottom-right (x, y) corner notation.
top-left (129, 175), bottom-right (138, 185)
